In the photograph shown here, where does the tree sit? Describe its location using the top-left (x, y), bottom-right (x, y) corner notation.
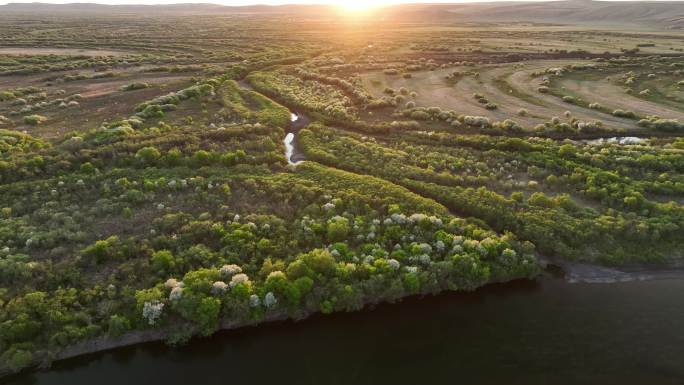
top-left (1, 345), bottom-right (33, 373)
top-left (192, 150), bottom-right (212, 167)
top-left (558, 144), bottom-right (575, 158)
top-left (195, 297), bottom-right (221, 336)
top-left (302, 249), bottom-right (337, 277)
top-left (79, 162), bottom-right (97, 174)
top-left (136, 147), bottom-right (161, 165)
top-left (82, 236), bottom-right (120, 264)
top-left (151, 250), bottom-right (177, 275)
top-left (527, 192), bottom-right (555, 208)
top-left (183, 268), bottom-right (221, 293)
top-left (327, 216), bottom-right (350, 242)
top-left (320, 300), bottom-right (334, 314)
top-left (403, 272), bottom-right (420, 293)
top-left (108, 315), bottom-right (131, 337)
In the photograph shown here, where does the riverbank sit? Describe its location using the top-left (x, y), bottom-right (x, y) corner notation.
top-left (541, 257), bottom-right (684, 283)
top-left (0, 311), bottom-right (294, 378)
top-left (8, 257), bottom-right (684, 379)
top-left (1, 271), bottom-right (531, 378)
top-left (12, 276), bottom-right (684, 385)
top-left (50, 311), bottom-right (293, 363)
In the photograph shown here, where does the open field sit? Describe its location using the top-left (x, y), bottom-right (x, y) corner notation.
top-left (0, 48), bottom-right (134, 56)
top-left (1, 2), bottom-right (684, 378)
top-left (362, 61), bottom-right (638, 129)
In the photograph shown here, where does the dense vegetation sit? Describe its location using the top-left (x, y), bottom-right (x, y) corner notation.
top-left (0, 7), bottom-right (683, 376)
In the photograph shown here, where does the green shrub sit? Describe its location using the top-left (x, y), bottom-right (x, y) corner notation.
top-left (121, 82), bottom-right (150, 91)
top-left (23, 114), bottom-right (47, 125)
top-left (136, 146), bottom-right (161, 165)
top-left (562, 96), bottom-right (576, 104)
top-left (612, 109), bottom-right (636, 119)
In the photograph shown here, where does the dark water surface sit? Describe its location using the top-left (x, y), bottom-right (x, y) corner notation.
top-left (9, 278), bottom-right (684, 385)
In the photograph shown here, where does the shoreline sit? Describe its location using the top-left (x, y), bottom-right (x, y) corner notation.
top-left (0, 311), bottom-right (298, 379)
top-left (540, 257), bottom-right (684, 284)
top-left (1, 277), bottom-right (517, 378)
top-left (51, 311), bottom-right (295, 363)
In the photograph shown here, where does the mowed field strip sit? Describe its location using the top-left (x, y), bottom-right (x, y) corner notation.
top-left (361, 60), bottom-right (661, 130)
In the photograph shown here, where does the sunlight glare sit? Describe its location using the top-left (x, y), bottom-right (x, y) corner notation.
top-left (337, 0), bottom-right (387, 13)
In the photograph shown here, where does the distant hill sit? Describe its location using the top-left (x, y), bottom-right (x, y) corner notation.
top-left (0, 2), bottom-right (329, 15)
top-left (1, 2), bottom-right (237, 14)
top-left (388, 1), bottom-right (684, 29)
top-left (2, 1), bottom-right (684, 29)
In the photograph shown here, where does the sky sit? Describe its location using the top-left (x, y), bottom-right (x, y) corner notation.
top-left (0, 0), bottom-right (545, 3)
top-left (0, 0), bottom-right (679, 5)
top-left (0, 0), bottom-right (544, 6)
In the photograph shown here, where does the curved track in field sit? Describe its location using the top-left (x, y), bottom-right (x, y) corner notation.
top-left (559, 77), bottom-right (684, 120)
top-left (363, 60), bottom-right (684, 132)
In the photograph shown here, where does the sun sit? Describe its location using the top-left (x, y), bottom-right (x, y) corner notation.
top-left (336, 0), bottom-right (386, 13)
top-left (339, 0), bottom-right (371, 12)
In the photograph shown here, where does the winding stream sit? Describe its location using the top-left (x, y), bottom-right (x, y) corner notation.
top-left (585, 136), bottom-right (646, 145)
top-left (236, 78), bottom-right (308, 165)
top-left (284, 112), bottom-right (308, 165)
top-left (283, 112), bottom-right (300, 165)
top-left (10, 274), bottom-right (684, 385)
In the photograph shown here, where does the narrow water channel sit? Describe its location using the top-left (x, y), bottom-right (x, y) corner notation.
top-left (10, 277), bottom-right (684, 385)
top-left (283, 111), bottom-right (308, 164)
top-left (284, 113), bottom-right (302, 165)
top-left (585, 136), bottom-right (646, 145)
top-left (236, 78), bottom-right (308, 164)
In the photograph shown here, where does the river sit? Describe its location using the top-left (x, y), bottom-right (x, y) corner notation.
top-left (9, 275), bottom-right (684, 385)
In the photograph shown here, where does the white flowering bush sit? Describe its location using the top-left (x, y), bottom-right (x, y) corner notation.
top-left (211, 281), bottom-right (228, 295)
top-left (409, 213), bottom-right (427, 224)
top-left (263, 292), bottom-right (277, 309)
top-left (229, 273), bottom-right (250, 288)
top-left (390, 213), bottom-right (408, 224)
top-left (267, 271), bottom-right (286, 281)
top-left (220, 264), bottom-right (242, 278)
top-left (417, 254), bottom-right (431, 265)
top-left (169, 286), bottom-right (183, 301)
top-left (142, 301), bottom-right (164, 325)
top-left (429, 216), bottom-right (443, 227)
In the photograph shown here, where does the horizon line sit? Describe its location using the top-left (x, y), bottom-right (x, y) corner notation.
top-left (3, 0), bottom-right (683, 6)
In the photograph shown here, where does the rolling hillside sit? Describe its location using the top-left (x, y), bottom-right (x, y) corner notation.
top-left (1, 0), bottom-right (683, 29)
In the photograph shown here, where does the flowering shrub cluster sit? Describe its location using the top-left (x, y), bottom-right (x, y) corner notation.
top-left (299, 124), bottom-right (684, 263)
